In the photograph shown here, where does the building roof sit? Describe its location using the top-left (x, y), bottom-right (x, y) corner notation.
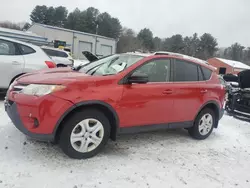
top-left (0, 36), bottom-right (42, 47)
top-left (0, 27), bottom-right (49, 45)
top-left (215, 58), bottom-right (250, 70)
top-left (31, 23), bottom-right (116, 41)
top-left (0, 27), bottom-right (47, 40)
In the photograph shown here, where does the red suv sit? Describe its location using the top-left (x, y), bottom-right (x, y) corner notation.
top-left (4, 52), bottom-right (225, 159)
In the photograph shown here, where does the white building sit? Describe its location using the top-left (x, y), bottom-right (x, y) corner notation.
top-left (28, 23), bottom-right (117, 59)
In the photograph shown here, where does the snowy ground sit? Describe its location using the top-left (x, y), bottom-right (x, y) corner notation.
top-left (0, 98), bottom-right (250, 188)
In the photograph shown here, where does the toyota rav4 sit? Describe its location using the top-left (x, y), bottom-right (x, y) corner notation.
top-left (5, 52), bottom-right (225, 159)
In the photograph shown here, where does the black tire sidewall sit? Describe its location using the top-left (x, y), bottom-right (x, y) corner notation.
top-left (59, 109), bottom-right (110, 159)
top-left (189, 108), bottom-right (215, 140)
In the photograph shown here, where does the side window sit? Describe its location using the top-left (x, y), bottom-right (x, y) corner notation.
top-left (134, 59), bottom-right (170, 82)
top-left (201, 66), bottom-right (212, 80)
top-left (19, 45), bottom-right (36, 55)
top-left (174, 60), bottom-right (198, 82)
top-left (43, 49), bottom-right (58, 57)
top-left (0, 39), bottom-right (18, 55)
top-left (57, 51), bottom-right (68, 58)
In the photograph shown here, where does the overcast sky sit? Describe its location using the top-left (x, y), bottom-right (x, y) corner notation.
top-left (0, 0), bottom-right (249, 47)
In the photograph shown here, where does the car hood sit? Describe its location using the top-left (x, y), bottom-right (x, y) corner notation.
top-left (16, 67), bottom-right (90, 84)
top-left (223, 69), bottom-right (250, 88)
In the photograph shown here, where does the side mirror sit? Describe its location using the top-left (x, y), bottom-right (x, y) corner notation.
top-left (127, 72), bottom-right (149, 84)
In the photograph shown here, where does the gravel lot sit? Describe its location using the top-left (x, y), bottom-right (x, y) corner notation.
top-left (0, 99), bottom-right (250, 188)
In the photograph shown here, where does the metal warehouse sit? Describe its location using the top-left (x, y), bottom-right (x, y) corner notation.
top-left (28, 23), bottom-right (117, 59)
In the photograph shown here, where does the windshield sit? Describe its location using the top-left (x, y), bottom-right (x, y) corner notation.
top-left (79, 54), bottom-right (144, 75)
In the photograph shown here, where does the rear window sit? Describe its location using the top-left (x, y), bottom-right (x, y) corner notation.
top-left (19, 45), bottom-right (36, 55)
top-left (43, 48), bottom-right (68, 58)
top-left (201, 66), bottom-right (212, 80)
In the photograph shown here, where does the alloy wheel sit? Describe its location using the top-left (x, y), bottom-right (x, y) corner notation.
top-left (70, 118), bottom-right (104, 153)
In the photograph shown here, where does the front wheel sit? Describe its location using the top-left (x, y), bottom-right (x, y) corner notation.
top-left (188, 108), bottom-right (215, 140)
top-left (59, 109), bottom-right (110, 159)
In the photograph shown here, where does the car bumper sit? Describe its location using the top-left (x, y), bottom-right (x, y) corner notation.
top-left (4, 93), bottom-right (73, 142)
top-left (5, 101), bottom-right (54, 141)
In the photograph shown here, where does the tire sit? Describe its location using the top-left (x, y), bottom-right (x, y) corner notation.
top-left (59, 109), bottom-right (111, 159)
top-left (188, 108), bottom-right (215, 140)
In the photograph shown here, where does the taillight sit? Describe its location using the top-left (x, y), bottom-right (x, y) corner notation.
top-left (45, 61), bottom-right (56, 68)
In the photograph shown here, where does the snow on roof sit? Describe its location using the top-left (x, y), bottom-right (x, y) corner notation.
top-left (125, 51), bottom-right (152, 57)
top-left (216, 58), bottom-right (250, 70)
top-left (126, 51), bottom-right (216, 69)
top-left (154, 51), bottom-right (209, 65)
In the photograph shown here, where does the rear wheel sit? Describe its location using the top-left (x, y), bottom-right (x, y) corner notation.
top-left (188, 108), bottom-right (215, 140)
top-left (59, 109), bottom-right (110, 159)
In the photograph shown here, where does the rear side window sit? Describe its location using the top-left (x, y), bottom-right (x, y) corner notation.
top-left (19, 45), bottom-right (36, 55)
top-left (201, 66), bottom-right (212, 80)
top-left (0, 39), bottom-right (20, 55)
top-left (174, 60), bottom-right (198, 82)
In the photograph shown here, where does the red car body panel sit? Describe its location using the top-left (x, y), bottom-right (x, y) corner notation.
top-left (5, 54), bottom-right (225, 140)
top-left (7, 91), bottom-right (73, 134)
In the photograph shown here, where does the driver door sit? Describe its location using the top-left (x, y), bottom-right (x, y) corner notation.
top-left (118, 58), bottom-right (175, 128)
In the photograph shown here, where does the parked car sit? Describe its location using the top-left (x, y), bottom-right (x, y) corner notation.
top-left (41, 46), bottom-right (74, 67)
top-left (42, 46), bottom-right (91, 68)
top-left (5, 52), bottom-right (225, 159)
top-left (0, 36), bottom-right (56, 90)
top-left (223, 70), bottom-right (250, 118)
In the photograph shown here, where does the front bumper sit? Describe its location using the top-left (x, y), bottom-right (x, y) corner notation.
top-left (4, 93), bottom-right (73, 142)
top-left (5, 100), bottom-right (54, 141)
top-left (4, 98), bottom-right (57, 141)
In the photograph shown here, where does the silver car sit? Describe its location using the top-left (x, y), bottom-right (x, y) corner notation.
top-left (41, 46), bottom-right (74, 67)
top-left (0, 36), bottom-right (56, 90)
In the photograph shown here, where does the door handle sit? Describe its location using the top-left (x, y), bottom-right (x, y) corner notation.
top-left (162, 89), bottom-right (173, 95)
top-left (12, 61), bottom-right (21, 65)
top-left (200, 89), bottom-right (208, 93)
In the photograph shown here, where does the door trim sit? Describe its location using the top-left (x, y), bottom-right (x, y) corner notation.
top-left (118, 121), bottom-right (193, 134)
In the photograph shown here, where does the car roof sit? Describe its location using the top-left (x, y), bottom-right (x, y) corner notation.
top-left (125, 51), bottom-right (215, 70)
top-left (0, 36), bottom-right (39, 48)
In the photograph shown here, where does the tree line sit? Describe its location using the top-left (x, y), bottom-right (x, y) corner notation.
top-left (0, 5), bottom-right (250, 64)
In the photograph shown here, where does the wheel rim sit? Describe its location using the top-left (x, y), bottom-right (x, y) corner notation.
top-left (198, 113), bottom-right (213, 136)
top-left (70, 118), bottom-right (104, 153)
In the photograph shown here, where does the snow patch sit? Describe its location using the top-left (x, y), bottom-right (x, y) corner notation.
top-left (216, 58), bottom-right (250, 70)
top-left (0, 100), bottom-right (250, 188)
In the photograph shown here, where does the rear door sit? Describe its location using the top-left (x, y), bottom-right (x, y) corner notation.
top-left (118, 58), bottom-right (175, 127)
top-left (0, 39), bottom-right (24, 88)
top-left (171, 59), bottom-right (208, 122)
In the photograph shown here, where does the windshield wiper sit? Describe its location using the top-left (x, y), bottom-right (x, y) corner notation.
top-left (102, 73), bottom-right (115, 76)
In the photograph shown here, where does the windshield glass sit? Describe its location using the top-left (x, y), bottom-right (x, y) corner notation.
top-left (79, 54), bottom-right (144, 75)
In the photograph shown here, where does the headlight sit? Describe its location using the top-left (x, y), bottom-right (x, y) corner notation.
top-left (21, 84), bottom-right (66, 96)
